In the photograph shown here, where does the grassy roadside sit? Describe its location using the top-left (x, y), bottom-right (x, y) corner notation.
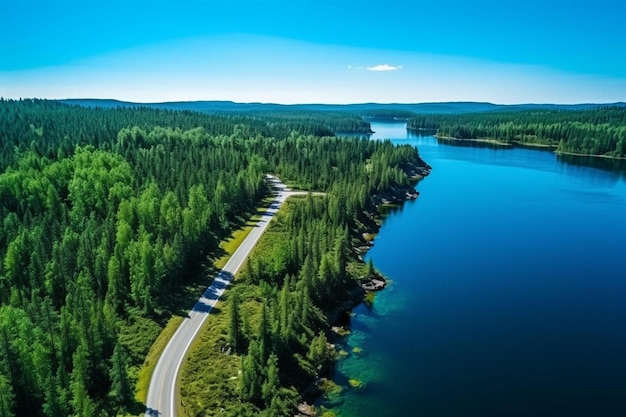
top-left (213, 211), bottom-right (265, 270)
top-left (178, 286), bottom-right (263, 417)
top-left (134, 315), bottom-right (185, 403)
top-left (178, 199), bottom-right (302, 417)
top-left (125, 201), bottom-right (270, 416)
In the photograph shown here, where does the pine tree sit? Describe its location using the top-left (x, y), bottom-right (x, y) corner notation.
top-left (109, 342), bottom-right (132, 406)
top-left (70, 343), bottom-right (96, 417)
top-left (258, 303), bottom-right (270, 363)
top-left (367, 257), bottom-right (375, 277)
top-left (278, 277), bottom-right (290, 342)
top-left (333, 228), bottom-right (349, 284)
top-left (42, 371), bottom-right (66, 417)
top-left (307, 332), bottom-right (330, 374)
top-left (317, 253), bottom-right (333, 303)
top-left (240, 341), bottom-right (262, 403)
top-left (261, 354), bottom-right (280, 407)
top-left (0, 374), bottom-right (15, 417)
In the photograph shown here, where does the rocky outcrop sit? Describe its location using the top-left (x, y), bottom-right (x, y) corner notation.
top-left (361, 278), bottom-right (386, 291)
top-left (295, 402), bottom-right (316, 417)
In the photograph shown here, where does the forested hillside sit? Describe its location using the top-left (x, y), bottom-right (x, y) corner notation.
top-left (0, 99), bottom-right (426, 416)
top-left (408, 107), bottom-right (626, 157)
top-left (62, 99), bottom-right (625, 117)
top-left (56, 99), bottom-right (373, 136)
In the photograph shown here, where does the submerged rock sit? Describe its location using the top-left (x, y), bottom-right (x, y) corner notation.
top-left (348, 378), bottom-right (364, 390)
top-left (318, 378), bottom-right (345, 407)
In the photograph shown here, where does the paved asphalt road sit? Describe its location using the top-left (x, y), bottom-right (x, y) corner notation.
top-left (145, 176), bottom-right (306, 417)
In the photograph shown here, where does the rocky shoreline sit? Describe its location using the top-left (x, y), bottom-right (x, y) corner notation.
top-left (295, 160), bottom-right (431, 416)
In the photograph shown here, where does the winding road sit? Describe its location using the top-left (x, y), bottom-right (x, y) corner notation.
top-left (145, 175), bottom-right (307, 417)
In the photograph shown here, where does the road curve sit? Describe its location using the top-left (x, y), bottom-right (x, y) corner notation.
top-left (145, 175), bottom-right (307, 417)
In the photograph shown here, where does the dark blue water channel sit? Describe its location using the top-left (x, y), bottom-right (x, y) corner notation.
top-left (317, 121), bottom-right (626, 417)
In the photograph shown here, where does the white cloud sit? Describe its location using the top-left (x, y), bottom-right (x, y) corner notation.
top-left (367, 64), bottom-right (402, 71)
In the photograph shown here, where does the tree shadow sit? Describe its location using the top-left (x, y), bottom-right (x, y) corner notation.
top-left (126, 399), bottom-right (150, 415)
top-left (145, 189), bottom-right (277, 323)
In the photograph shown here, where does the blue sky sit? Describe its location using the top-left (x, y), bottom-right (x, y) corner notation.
top-left (1, 0), bottom-right (625, 104)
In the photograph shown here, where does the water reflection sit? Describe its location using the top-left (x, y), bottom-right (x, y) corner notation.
top-left (556, 153), bottom-right (626, 180)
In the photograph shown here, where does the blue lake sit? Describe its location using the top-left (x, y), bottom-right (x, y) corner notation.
top-left (318, 121), bottom-right (626, 417)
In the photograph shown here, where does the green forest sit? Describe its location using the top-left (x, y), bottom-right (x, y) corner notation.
top-left (0, 99), bottom-right (426, 416)
top-left (407, 107), bottom-right (626, 157)
top-left (239, 111), bottom-right (373, 135)
top-left (180, 194), bottom-right (380, 417)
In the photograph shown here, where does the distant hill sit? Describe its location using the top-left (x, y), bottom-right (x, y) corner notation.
top-left (58, 99), bottom-right (626, 116)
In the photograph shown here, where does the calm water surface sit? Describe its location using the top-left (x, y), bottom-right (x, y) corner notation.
top-left (319, 121), bottom-right (626, 417)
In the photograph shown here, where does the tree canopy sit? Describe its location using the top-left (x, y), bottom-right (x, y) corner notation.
top-left (408, 107), bottom-right (626, 157)
top-left (0, 99), bottom-right (426, 416)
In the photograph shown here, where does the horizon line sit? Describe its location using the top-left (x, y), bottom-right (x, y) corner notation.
top-left (11, 97), bottom-right (626, 107)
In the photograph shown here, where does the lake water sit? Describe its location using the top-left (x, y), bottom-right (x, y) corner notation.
top-left (318, 121), bottom-right (626, 417)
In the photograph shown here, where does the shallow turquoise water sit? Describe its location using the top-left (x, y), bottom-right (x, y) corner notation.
top-left (318, 122), bottom-right (626, 417)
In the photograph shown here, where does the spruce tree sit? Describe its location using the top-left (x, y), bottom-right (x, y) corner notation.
top-left (261, 354), bottom-right (280, 407)
top-left (0, 374), bottom-right (15, 417)
top-left (109, 342), bottom-right (132, 406)
top-left (367, 257), bottom-right (375, 277)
